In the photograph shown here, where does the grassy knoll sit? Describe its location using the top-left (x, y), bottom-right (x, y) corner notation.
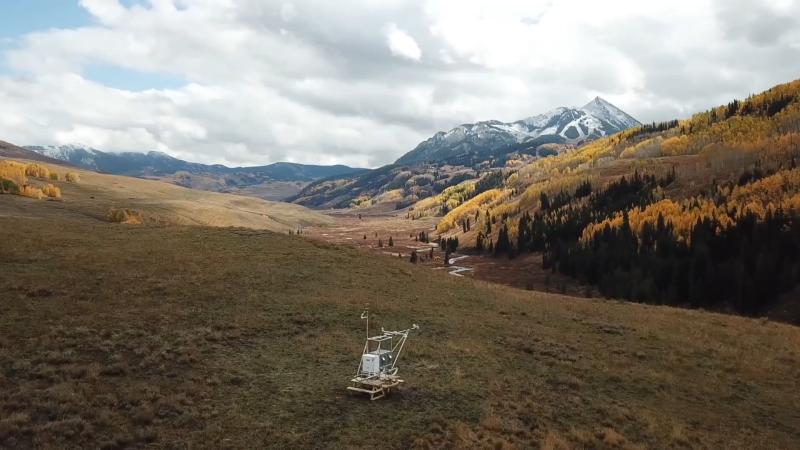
top-left (1, 217), bottom-right (799, 449)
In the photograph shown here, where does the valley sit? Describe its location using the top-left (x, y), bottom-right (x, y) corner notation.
top-left (3, 81), bottom-right (800, 449)
top-left (303, 209), bottom-right (593, 298)
top-left (3, 3), bottom-right (800, 449)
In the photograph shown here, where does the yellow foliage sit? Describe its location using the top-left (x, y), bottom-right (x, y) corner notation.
top-left (25, 163), bottom-right (51, 179)
top-left (49, 172), bottom-right (59, 181)
top-left (42, 184), bottom-right (61, 199)
top-left (65, 172), bottom-right (80, 183)
top-left (437, 188), bottom-right (506, 233)
top-left (107, 208), bottom-right (143, 225)
top-left (350, 195), bottom-right (373, 209)
top-left (660, 135), bottom-right (690, 156)
top-left (582, 168), bottom-right (800, 244)
top-left (0, 160), bottom-right (28, 188)
top-left (20, 185), bottom-right (44, 200)
top-left (620, 137), bottom-right (663, 159)
top-left (411, 180), bottom-right (476, 218)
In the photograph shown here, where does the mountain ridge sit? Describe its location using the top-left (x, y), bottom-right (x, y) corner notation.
top-left (396, 97), bottom-right (640, 165)
top-left (26, 144), bottom-right (364, 181)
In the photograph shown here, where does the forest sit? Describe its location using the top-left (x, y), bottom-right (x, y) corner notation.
top-left (441, 79), bottom-right (800, 315)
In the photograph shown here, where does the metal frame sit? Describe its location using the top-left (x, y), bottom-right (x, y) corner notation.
top-left (347, 310), bottom-right (419, 400)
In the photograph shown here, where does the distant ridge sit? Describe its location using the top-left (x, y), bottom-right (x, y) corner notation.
top-left (25, 144), bottom-right (365, 182)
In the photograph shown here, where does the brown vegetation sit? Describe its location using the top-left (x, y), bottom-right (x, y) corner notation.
top-left (107, 207), bottom-right (143, 224)
top-left (1, 217), bottom-right (799, 449)
top-left (0, 156), bottom-right (332, 231)
top-left (0, 160), bottom-right (62, 200)
top-left (24, 163), bottom-right (51, 179)
top-left (0, 160), bottom-right (27, 190)
top-left (41, 184), bottom-right (61, 199)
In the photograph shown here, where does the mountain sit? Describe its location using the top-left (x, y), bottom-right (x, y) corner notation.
top-left (292, 98), bottom-right (640, 210)
top-left (25, 144), bottom-right (366, 201)
top-left (26, 144), bottom-right (362, 181)
top-left (0, 140), bottom-right (76, 166)
top-left (396, 97), bottom-right (640, 165)
top-left (433, 78), bottom-right (800, 319)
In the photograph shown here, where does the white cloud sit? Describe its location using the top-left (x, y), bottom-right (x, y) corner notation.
top-left (280, 2), bottom-right (297, 22)
top-left (383, 23), bottom-right (422, 61)
top-left (0, 0), bottom-right (799, 167)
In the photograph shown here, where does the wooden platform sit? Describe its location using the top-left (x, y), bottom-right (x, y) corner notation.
top-left (347, 377), bottom-right (404, 400)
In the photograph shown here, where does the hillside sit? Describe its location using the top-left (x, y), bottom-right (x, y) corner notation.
top-left (289, 163), bottom-right (484, 210)
top-left (0, 155), bottom-right (332, 231)
top-left (25, 144), bottom-right (365, 201)
top-left (1, 216), bottom-right (799, 449)
top-left (429, 79), bottom-right (800, 319)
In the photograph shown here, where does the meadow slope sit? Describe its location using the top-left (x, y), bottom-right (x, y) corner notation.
top-left (1, 217), bottom-right (799, 449)
top-left (0, 156), bottom-right (332, 231)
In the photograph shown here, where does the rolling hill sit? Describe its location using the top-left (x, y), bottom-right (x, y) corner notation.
top-left (0, 143), bottom-right (332, 231)
top-left (25, 144), bottom-right (366, 201)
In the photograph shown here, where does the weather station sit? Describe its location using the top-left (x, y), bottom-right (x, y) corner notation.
top-left (347, 310), bottom-right (419, 400)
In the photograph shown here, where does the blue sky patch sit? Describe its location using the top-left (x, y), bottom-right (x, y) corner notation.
top-left (0, 0), bottom-right (93, 39)
top-left (84, 63), bottom-right (186, 91)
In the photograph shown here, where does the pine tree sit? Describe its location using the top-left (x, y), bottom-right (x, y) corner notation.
top-left (378, 239), bottom-right (383, 248)
top-left (410, 250), bottom-right (418, 264)
top-left (388, 236), bottom-right (394, 247)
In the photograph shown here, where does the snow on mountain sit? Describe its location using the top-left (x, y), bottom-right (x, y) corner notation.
top-left (395, 98), bottom-right (641, 165)
top-left (27, 144), bottom-right (103, 169)
top-left (580, 97), bottom-right (640, 131)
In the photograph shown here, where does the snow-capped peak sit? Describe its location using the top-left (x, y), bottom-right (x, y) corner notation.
top-left (395, 97), bottom-right (641, 164)
top-left (580, 97), bottom-right (640, 130)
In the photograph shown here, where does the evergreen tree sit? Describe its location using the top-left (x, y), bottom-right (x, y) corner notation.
top-left (494, 224), bottom-right (511, 257)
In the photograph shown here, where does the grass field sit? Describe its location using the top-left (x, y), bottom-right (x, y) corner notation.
top-left (1, 217), bottom-right (799, 449)
top-left (0, 156), bottom-right (332, 232)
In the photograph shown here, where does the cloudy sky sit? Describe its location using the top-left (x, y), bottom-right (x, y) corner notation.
top-left (1, 0), bottom-right (799, 168)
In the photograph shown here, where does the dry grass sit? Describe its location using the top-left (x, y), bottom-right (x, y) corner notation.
top-left (24, 163), bottom-right (51, 179)
top-left (0, 156), bottom-right (333, 232)
top-left (0, 160), bottom-right (27, 188)
top-left (1, 216), bottom-right (799, 449)
top-left (0, 160), bottom-right (59, 200)
top-left (19, 185), bottom-right (43, 200)
top-left (107, 207), bottom-right (143, 224)
top-left (41, 184), bottom-right (61, 199)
